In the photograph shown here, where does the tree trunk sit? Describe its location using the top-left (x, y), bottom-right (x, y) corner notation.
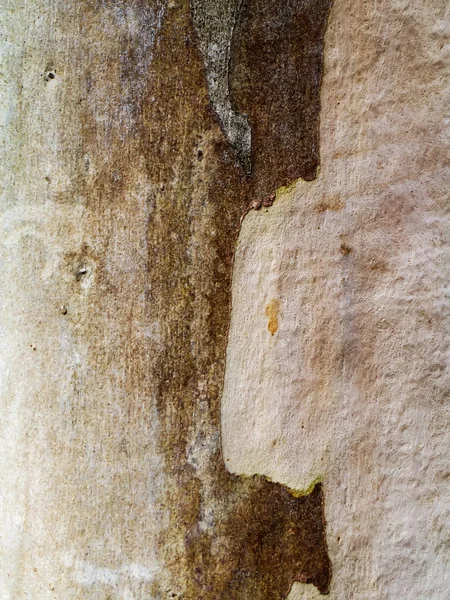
top-left (0, 0), bottom-right (448, 599)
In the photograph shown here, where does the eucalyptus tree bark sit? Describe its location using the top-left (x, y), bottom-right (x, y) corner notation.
top-left (0, 2), bottom-right (449, 600)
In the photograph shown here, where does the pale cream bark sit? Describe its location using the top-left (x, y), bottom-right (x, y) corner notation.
top-left (222, 0), bottom-right (450, 597)
top-left (0, 2), bottom-right (167, 598)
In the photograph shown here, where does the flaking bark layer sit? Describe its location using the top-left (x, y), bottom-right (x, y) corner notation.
top-left (144, 1), bottom-right (332, 597)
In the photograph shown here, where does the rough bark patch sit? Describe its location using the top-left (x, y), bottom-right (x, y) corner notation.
top-left (140, 1), bottom-right (332, 597)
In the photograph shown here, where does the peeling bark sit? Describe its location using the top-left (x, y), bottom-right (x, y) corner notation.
top-left (223, 1), bottom-right (450, 598)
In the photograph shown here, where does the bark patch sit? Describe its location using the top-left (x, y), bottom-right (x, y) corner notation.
top-left (74, 0), bottom-right (333, 597)
top-left (142, 1), bottom-right (333, 597)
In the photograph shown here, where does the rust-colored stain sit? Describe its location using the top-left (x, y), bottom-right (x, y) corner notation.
top-left (72, 0), bottom-right (332, 597)
top-left (266, 299), bottom-right (280, 335)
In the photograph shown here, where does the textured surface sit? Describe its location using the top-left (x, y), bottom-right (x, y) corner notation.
top-left (2, 0), bottom-right (448, 597)
top-left (191, 0), bottom-right (251, 171)
top-left (0, 0), bottom-right (332, 598)
top-left (223, 0), bottom-right (450, 598)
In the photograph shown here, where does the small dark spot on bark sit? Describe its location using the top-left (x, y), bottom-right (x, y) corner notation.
top-left (75, 266), bottom-right (88, 280)
top-left (340, 243), bottom-right (352, 256)
top-left (44, 69), bottom-right (56, 82)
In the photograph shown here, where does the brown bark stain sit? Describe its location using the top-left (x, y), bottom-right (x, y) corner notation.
top-left (339, 243), bottom-right (353, 256)
top-left (315, 196), bottom-right (344, 212)
top-left (65, 0), bottom-right (332, 597)
top-left (230, 0), bottom-right (333, 192)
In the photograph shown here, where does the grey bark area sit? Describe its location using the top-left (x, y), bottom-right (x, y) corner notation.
top-left (0, 0), bottom-right (332, 598)
top-left (191, 0), bottom-right (252, 173)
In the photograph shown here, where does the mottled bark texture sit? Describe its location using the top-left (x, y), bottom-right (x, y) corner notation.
top-left (0, 0), bottom-right (331, 598)
top-left (138, 0), bottom-right (333, 597)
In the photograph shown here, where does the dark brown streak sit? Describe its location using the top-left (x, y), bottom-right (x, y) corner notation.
top-left (130, 0), bottom-right (332, 597)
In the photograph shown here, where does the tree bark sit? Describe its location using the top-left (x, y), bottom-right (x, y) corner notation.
top-left (0, 0), bottom-right (448, 599)
top-left (224, 1), bottom-right (450, 598)
top-left (0, 0), bottom-right (331, 598)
